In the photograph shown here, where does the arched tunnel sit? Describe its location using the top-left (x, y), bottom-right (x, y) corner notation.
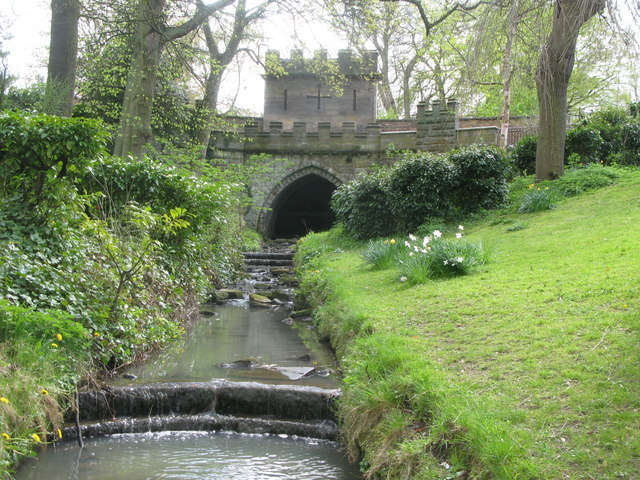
top-left (269, 174), bottom-right (337, 238)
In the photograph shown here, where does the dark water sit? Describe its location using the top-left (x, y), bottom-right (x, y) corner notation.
top-left (109, 304), bottom-right (337, 389)
top-left (16, 431), bottom-right (361, 480)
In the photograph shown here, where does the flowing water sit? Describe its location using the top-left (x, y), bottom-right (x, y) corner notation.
top-left (108, 304), bottom-right (338, 389)
top-left (16, 431), bottom-right (361, 479)
top-left (16, 249), bottom-right (361, 479)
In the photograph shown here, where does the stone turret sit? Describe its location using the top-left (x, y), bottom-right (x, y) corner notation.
top-left (263, 50), bottom-right (379, 132)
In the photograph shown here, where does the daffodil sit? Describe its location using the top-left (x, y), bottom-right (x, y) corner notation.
top-left (56, 333), bottom-right (63, 341)
top-left (458, 225), bottom-right (464, 230)
top-left (390, 238), bottom-right (396, 244)
top-left (0, 397), bottom-right (9, 404)
top-left (456, 233), bottom-right (463, 239)
top-left (31, 433), bottom-right (41, 443)
top-left (433, 230), bottom-right (442, 238)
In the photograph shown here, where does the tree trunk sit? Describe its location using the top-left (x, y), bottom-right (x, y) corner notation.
top-left (113, 0), bottom-right (235, 158)
top-left (196, 68), bottom-right (222, 158)
top-left (499, 0), bottom-right (520, 149)
top-left (46, 0), bottom-right (79, 117)
top-left (113, 0), bottom-right (166, 158)
top-left (535, 0), bottom-right (604, 180)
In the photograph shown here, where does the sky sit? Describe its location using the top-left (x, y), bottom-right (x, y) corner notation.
top-left (0, 0), bottom-right (346, 115)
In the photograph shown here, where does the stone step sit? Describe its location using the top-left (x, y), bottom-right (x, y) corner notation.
top-left (244, 258), bottom-right (293, 267)
top-left (243, 251), bottom-right (294, 261)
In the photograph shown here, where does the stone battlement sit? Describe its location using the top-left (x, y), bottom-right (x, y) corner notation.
top-left (231, 121), bottom-right (384, 154)
top-left (265, 49), bottom-right (378, 78)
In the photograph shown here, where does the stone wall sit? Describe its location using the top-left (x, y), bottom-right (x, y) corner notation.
top-left (263, 50), bottom-right (378, 132)
top-left (416, 99), bottom-right (459, 152)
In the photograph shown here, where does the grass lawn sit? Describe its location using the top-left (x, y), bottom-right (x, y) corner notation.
top-left (295, 168), bottom-right (639, 479)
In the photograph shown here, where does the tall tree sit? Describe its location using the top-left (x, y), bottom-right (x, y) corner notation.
top-left (534, 0), bottom-right (605, 179)
top-left (113, 0), bottom-right (235, 158)
top-left (45, 0), bottom-right (80, 117)
top-left (195, 0), bottom-right (275, 157)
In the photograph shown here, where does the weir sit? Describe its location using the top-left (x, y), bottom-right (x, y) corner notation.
top-left (16, 242), bottom-right (361, 479)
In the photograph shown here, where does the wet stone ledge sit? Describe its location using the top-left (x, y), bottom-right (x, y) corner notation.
top-left (63, 414), bottom-right (340, 441)
top-left (72, 381), bottom-right (340, 424)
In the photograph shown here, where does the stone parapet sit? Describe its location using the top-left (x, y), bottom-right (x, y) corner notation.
top-left (238, 121), bottom-right (383, 154)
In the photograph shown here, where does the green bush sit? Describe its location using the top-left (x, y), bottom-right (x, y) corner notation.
top-left (510, 135), bottom-right (537, 175)
top-left (620, 121), bottom-right (640, 165)
top-left (388, 153), bottom-right (458, 232)
top-left (565, 126), bottom-right (604, 163)
top-left (449, 145), bottom-right (509, 212)
top-left (331, 169), bottom-right (396, 240)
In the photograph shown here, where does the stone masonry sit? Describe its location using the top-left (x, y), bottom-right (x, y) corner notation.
top-left (212, 51), bottom-right (501, 237)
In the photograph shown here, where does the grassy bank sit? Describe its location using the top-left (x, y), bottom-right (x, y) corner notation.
top-left (295, 169), bottom-right (639, 479)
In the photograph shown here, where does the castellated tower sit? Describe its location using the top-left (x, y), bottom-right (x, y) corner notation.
top-left (262, 50), bottom-right (379, 132)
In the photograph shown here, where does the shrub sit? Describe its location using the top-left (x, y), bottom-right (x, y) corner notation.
top-left (449, 145), bottom-right (509, 212)
top-left (388, 153), bottom-right (458, 232)
top-left (517, 186), bottom-right (559, 213)
top-left (331, 169), bottom-right (396, 240)
top-left (565, 126), bottom-right (604, 163)
top-left (620, 121), bottom-right (640, 165)
top-left (511, 136), bottom-right (537, 175)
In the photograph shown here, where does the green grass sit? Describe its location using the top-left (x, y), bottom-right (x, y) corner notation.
top-left (295, 168), bottom-right (640, 479)
top-left (0, 303), bottom-right (91, 475)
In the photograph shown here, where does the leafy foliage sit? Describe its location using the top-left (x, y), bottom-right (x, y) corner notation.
top-left (334, 146), bottom-right (509, 240)
top-left (564, 126), bottom-right (604, 163)
top-left (510, 135), bottom-right (538, 175)
top-left (331, 169), bottom-right (396, 240)
top-left (449, 145), bottom-right (509, 212)
top-left (388, 152), bottom-right (458, 232)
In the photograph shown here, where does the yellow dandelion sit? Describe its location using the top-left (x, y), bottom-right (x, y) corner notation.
top-left (31, 433), bottom-right (41, 443)
top-left (56, 333), bottom-right (63, 341)
top-left (390, 239), bottom-right (396, 244)
top-left (623, 304), bottom-right (629, 308)
top-left (51, 343), bottom-right (58, 348)
top-left (0, 397), bottom-right (9, 404)
top-left (1, 433), bottom-right (9, 440)
top-left (40, 389), bottom-right (48, 396)
top-left (94, 332), bottom-right (100, 337)
top-left (57, 428), bottom-right (63, 439)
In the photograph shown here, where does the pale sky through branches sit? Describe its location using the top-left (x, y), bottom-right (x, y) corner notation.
top-left (0, 0), bottom-right (346, 115)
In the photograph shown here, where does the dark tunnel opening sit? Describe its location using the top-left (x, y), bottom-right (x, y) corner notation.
top-left (270, 174), bottom-right (337, 238)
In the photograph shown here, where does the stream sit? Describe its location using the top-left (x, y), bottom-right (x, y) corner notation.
top-left (15, 243), bottom-right (362, 479)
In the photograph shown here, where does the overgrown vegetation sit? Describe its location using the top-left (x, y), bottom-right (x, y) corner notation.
top-left (0, 110), bottom-right (253, 474)
top-left (295, 165), bottom-right (639, 479)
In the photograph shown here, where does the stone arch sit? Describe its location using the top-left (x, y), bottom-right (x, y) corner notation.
top-left (257, 163), bottom-right (344, 238)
